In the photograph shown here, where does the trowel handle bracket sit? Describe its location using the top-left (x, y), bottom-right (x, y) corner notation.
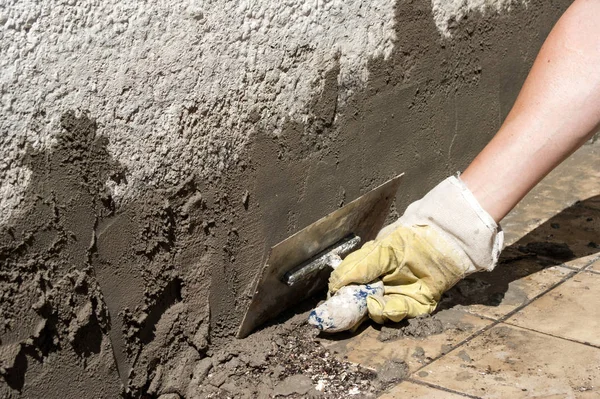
top-left (282, 234), bottom-right (362, 286)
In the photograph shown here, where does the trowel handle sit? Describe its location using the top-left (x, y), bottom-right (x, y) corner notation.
top-left (282, 235), bottom-right (361, 286)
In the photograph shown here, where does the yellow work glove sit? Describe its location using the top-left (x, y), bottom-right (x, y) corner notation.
top-left (328, 176), bottom-right (503, 325)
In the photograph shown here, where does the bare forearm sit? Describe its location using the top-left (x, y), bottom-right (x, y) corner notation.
top-left (461, 0), bottom-right (600, 222)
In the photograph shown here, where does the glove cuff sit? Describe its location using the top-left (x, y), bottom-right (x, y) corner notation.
top-left (398, 175), bottom-right (504, 273)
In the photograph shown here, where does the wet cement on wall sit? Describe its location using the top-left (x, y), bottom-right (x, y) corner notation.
top-left (0, 0), bottom-right (571, 397)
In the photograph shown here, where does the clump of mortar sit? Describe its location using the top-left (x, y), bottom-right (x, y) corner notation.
top-left (378, 315), bottom-right (444, 342)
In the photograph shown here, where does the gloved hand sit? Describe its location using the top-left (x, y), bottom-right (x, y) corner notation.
top-left (310, 176), bottom-right (503, 332)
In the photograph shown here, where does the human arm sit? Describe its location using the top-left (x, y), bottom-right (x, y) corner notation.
top-left (462, 0), bottom-right (600, 221)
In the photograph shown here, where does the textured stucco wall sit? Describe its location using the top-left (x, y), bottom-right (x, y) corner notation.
top-left (0, 0), bottom-right (398, 225)
top-left (0, 0), bottom-right (526, 225)
top-left (1, 0), bottom-right (570, 397)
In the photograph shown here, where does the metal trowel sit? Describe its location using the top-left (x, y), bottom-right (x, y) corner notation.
top-left (237, 173), bottom-right (404, 338)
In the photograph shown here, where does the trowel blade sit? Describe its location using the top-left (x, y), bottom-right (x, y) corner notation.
top-left (237, 173), bottom-right (404, 338)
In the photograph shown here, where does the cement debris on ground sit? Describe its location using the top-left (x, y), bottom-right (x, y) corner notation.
top-left (182, 312), bottom-right (382, 398)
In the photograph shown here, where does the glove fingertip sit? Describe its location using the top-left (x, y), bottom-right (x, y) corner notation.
top-left (328, 269), bottom-right (360, 293)
top-left (327, 275), bottom-right (343, 294)
top-left (366, 295), bottom-right (386, 325)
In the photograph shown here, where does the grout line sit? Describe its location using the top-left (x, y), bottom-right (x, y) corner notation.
top-left (465, 313), bottom-right (497, 322)
top-left (561, 264), bottom-right (585, 272)
top-left (580, 254), bottom-right (600, 272)
top-left (410, 321), bottom-right (497, 373)
top-left (502, 321), bottom-right (600, 350)
top-left (564, 256), bottom-right (600, 274)
top-left (407, 378), bottom-right (483, 399)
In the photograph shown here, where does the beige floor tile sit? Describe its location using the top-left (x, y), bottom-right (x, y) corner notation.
top-left (414, 324), bottom-right (600, 399)
top-left (564, 253), bottom-right (600, 270)
top-left (318, 309), bottom-right (492, 373)
top-left (456, 266), bottom-right (572, 320)
top-left (379, 381), bottom-right (467, 398)
top-left (506, 271), bottom-right (600, 347)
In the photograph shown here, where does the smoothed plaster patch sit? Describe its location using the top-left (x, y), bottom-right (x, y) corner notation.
top-left (0, 0), bottom-right (396, 223)
top-left (432, 0), bottom-right (527, 37)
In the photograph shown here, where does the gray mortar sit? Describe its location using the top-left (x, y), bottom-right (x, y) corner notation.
top-left (0, 112), bottom-right (123, 396)
top-left (0, 0), bottom-right (571, 397)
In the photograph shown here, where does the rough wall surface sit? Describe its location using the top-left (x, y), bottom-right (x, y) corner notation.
top-left (1, 0), bottom-right (397, 225)
top-left (1, 0), bottom-right (571, 396)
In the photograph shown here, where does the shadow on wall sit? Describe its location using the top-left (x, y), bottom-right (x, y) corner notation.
top-left (438, 194), bottom-right (600, 311)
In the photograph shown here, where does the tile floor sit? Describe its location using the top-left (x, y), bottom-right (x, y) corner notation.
top-left (320, 142), bottom-right (600, 398)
